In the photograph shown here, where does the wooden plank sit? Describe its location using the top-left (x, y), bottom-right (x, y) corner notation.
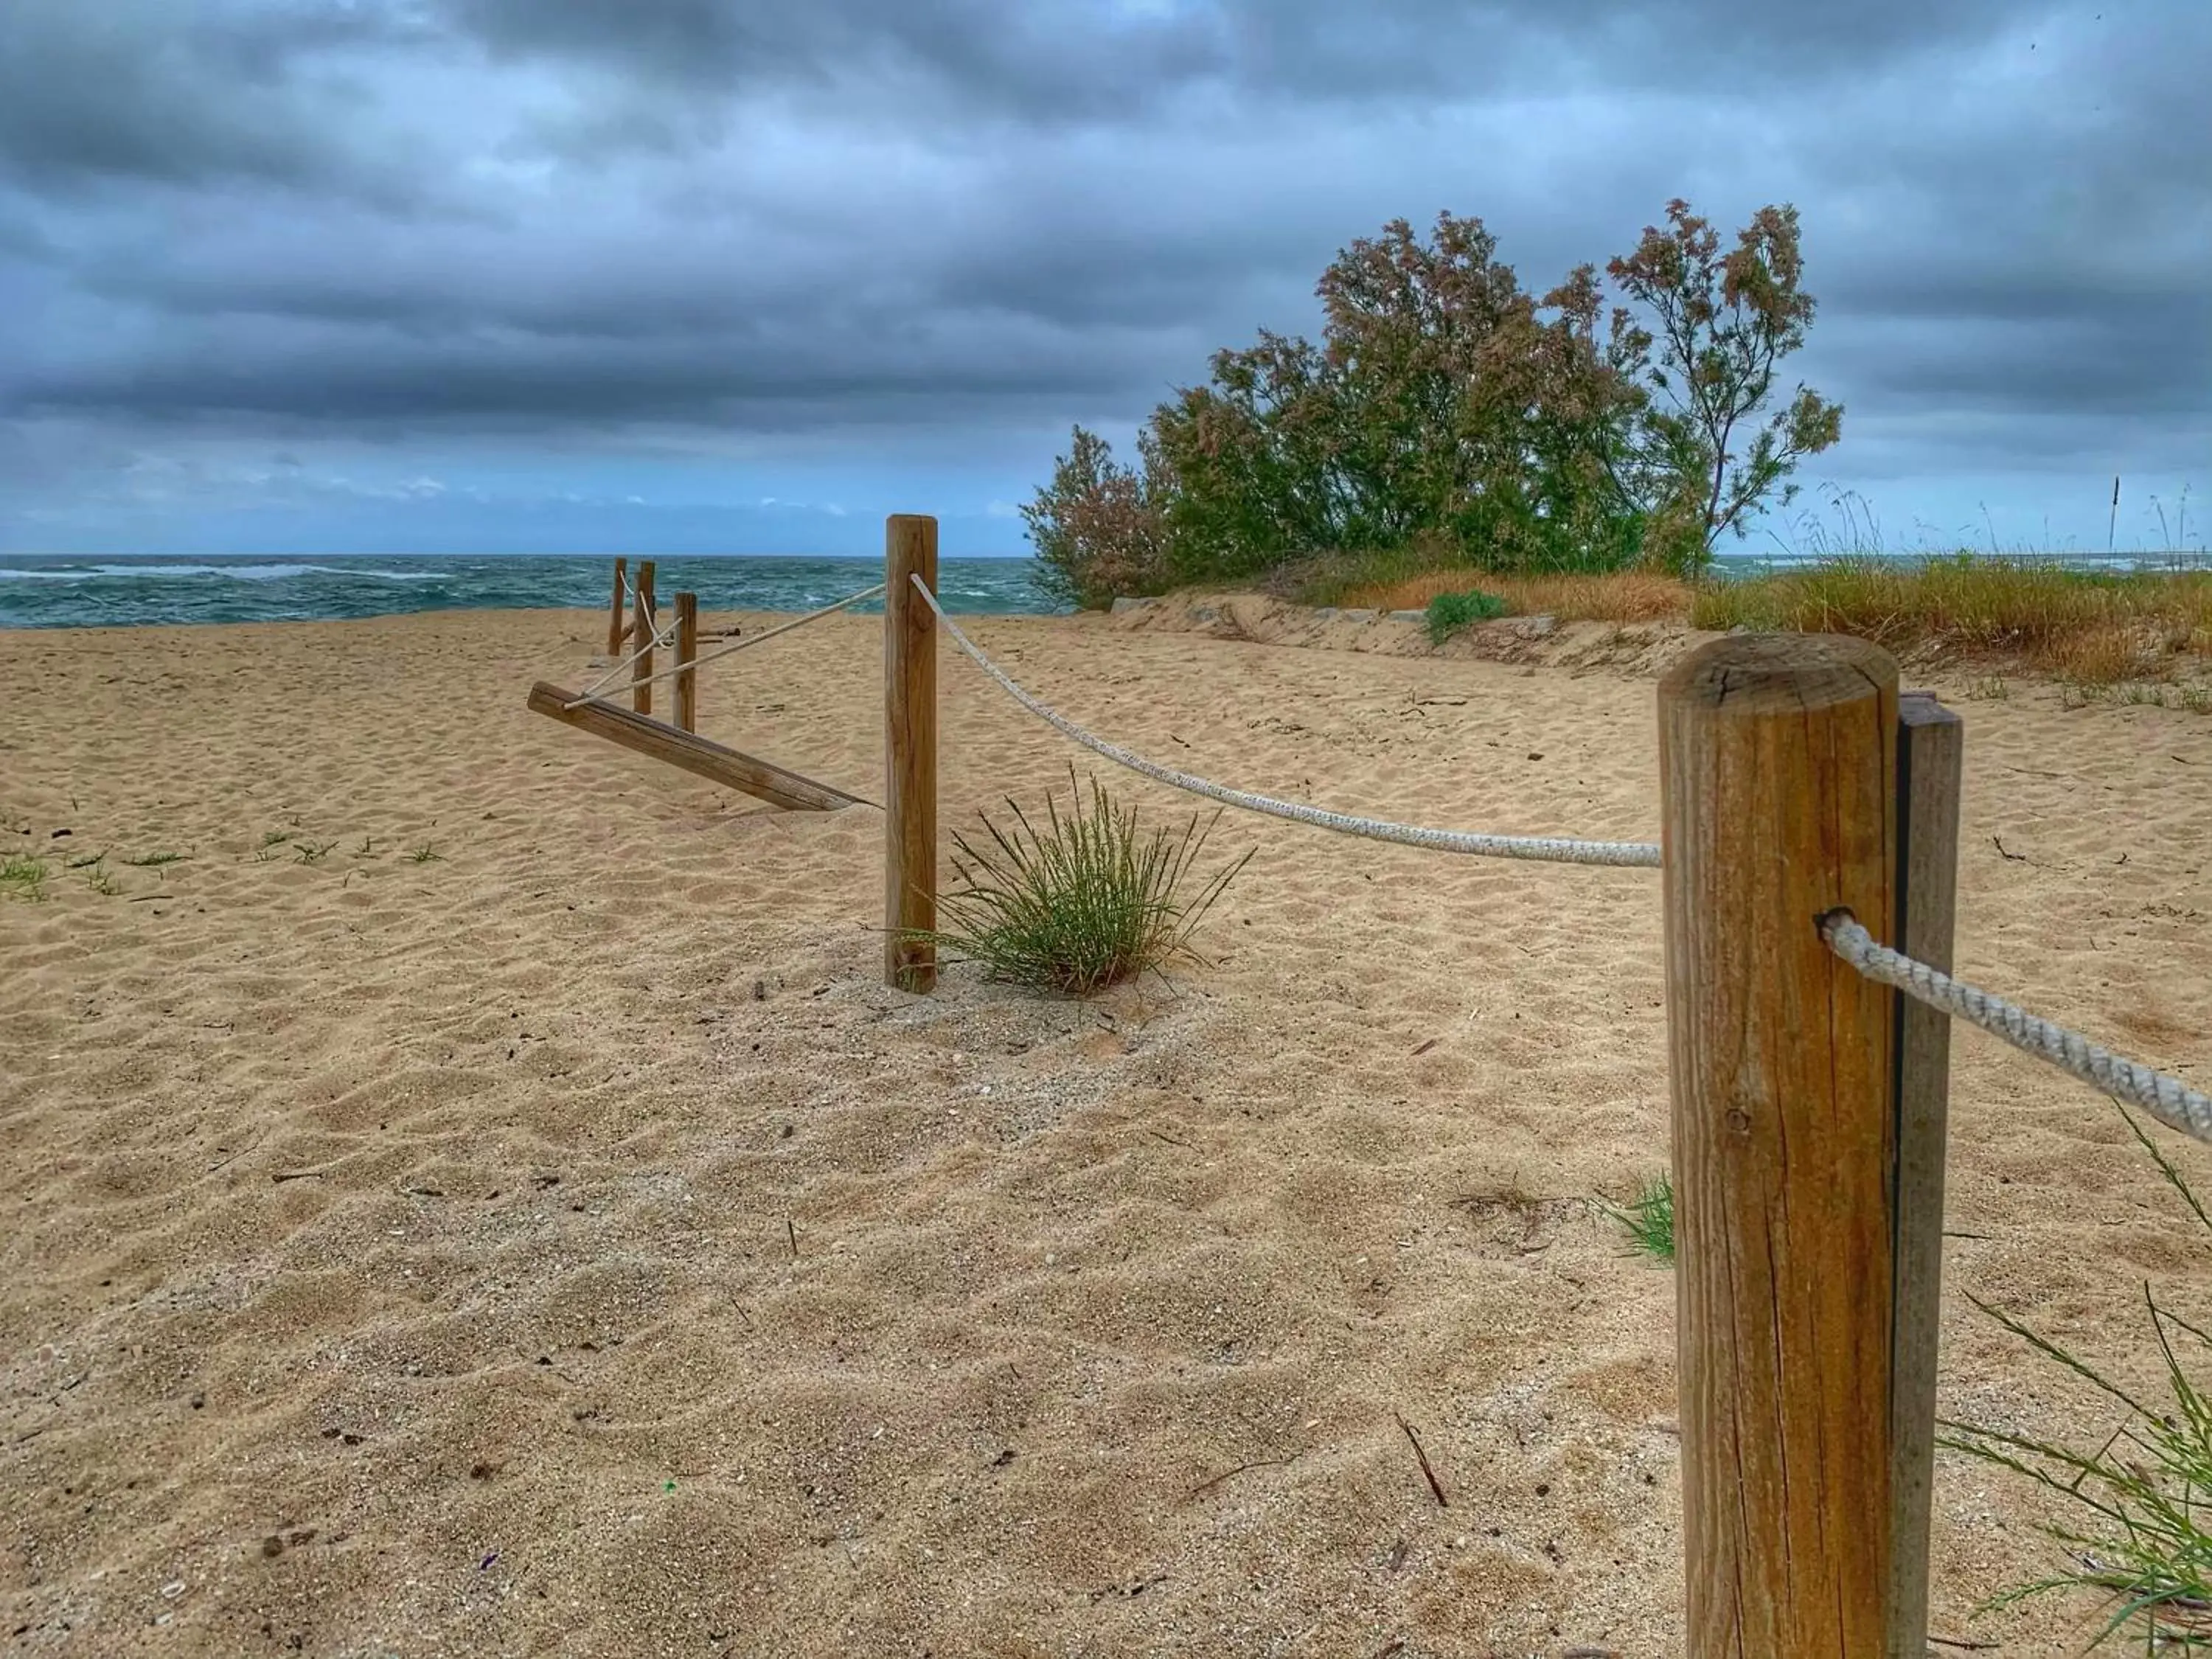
top-left (607, 556), bottom-right (627, 655)
top-left (884, 515), bottom-right (937, 992)
top-left (633, 560), bottom-right (657, 716)
top-left (1887, 692), bottom-right (1964, 1658)
top-left (526, 681), bottom-right (863, 813)
top-left (1659, 633), bottom-right (1899, 1657)
top-left (674, 591), bottom-right (698, 734)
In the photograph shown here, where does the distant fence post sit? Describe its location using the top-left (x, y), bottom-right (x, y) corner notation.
top-left (884, 515), bottom-right (938, 992)
top-left (1659, 633), bottom-right (1901, 1656)
top-left (674, 591), bottom-right (699, 734)
top-left (1887, 692), bottom-right (1963, 1658)
top-left (632, 560), bottom-right (656, 717)
top-left (608, 556), bottom-right (628, 655)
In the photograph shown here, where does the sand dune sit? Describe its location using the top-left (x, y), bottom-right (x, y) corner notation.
top-left (3, 603), bottom-right (2211, 1655)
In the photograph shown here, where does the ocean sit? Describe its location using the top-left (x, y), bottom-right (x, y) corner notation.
top-left (0, 553), bottom-right (1057, 630)
top-left (4, 549), bottom-right (2205, 632)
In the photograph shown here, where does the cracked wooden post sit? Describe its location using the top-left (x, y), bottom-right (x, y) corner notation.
top-left (631, 560), bottom-right (656, 717)
top-left (607, 556), bottom-right (628, 655)
top-left (884, 515), bottom-right (937, 992)
top-left (674, 591), bottom-right (698, 734)
top-left (1659, 633), bottom-right (1901, 1657)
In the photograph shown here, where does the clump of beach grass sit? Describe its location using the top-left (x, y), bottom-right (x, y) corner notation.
top-left (1424, 588), bottom-right (1508, 644)
top-left (1944, 1107), bottom-right (2212, 1649)
top-left (914, 768), bottom-right (1251, 996)
top-left (1, 854), bottom-right (49, 900)
top-left (1606, 1171), bottom-right (1676, 1262)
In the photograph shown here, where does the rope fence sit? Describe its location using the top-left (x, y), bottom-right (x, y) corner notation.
top-left (598, 580), bottom-right (887, 705)
top-left (908, 575), bottom-right (1662, 869)
top-left (571, 593), bottom-right (672, 703)
top-left (1822, 909), bottom-right (2212, 1141)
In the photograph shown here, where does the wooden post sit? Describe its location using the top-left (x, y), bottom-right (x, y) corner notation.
top-left (884, 515), bottom-right (937, 992)
top-left (632, 560), bottom-right (656, 717)
top-left (608, 556), bottom-right (628, 655)
top-left (1659, 633), bottom-right (1900, 1657)
top-left (674, 591), bottom-right (699, 734)
top-left (1887, 693), bottom-right (1963, 1658)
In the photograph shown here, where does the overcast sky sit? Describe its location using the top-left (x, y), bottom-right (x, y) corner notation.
top-left (1, 0), bottom-right (2206, 558)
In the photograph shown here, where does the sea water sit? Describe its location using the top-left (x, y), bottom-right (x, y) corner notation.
top-left (0, 554), bottom-right (1057, 630)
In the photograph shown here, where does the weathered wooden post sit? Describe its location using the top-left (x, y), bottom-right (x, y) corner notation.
top-left (631, 560), bottom-right (656, 717)
top-left (884, 515), bottom-right (937, 992)
top-left (674, 591), bottom-right (699, 734)
top-left (1886, 692), bottom-right (1963, 1658)
top-left (608, 556), bottom-right (629, 655)
top-left (1659, 633), bottom-right (1903, 1656)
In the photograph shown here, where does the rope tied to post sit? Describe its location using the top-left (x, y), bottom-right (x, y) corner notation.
top-left (567, 580), bottom-right (887, 710)
top-left (908, 573), bottom-right (1662, 869)
top-left (1822, 909), bottom-right (2212, 1143)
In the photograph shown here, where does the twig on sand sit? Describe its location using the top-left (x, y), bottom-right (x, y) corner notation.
top-left (1395, 1413), bottom-right (1449, 1506)
top-left (1187, 1454), bottom-right (1297, 1498)
top-left (271, 1170), bottom-right (327, 1184)
top-left (786, 1219), bottom-right (799, 1260)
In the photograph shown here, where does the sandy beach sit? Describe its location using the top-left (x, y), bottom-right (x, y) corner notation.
top-left (4, 602), bottom-right (2211, 1657)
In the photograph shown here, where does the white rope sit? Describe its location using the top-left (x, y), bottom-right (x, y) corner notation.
top-left (570, 592), bottom-right (672, 705)
top-left (1823, 911), bottom-right (2212, 1143)
top-left (590, 581), bottom-right (888, 706)
top-left (908, 574), bottom-right (1662, 868)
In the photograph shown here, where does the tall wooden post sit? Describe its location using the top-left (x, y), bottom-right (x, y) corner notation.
top-left (884, 515), bottom-right (937, 992)
top-left (608, 556), bottom-right (629, 655)
top-left (632, 560), bottom-right (656, 717)
top-left (674, 591), bottom-right (699, 734)
top-left (1659, 633), bottom-right (1900, 1657)
top-left (1887, 693), bottom-right (1963, 1658)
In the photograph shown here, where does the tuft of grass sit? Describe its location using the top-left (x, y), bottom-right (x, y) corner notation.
top-left (294, 840), bottom-right (334, 865)
top-left (1, 854), bottom-right (49, 900)
top-left (2183, 687), bottom-right (2212, 716)
top-left (1605, 1171), bottom-right (1676, 1262)
top-left (1944, 1107), bottom-right (2212, 1649)
top-left (85, 866), bottom-right (120, 897)
top-left (355, 835), bottom-right (377, 857)
top-left (911, 769), bottom-right (1251, 996)
top-left (1424, 588), bottom-right (1509, 645)
top-left (122, 850), bottom-right (186, 868)
top-left (260, 830), bottom-right (293, 849)
top-left (1966, 676), bottom-right (2011, 702)
top-left (408, 841), bottom-right (442, 864)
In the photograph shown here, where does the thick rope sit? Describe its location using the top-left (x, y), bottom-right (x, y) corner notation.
top-left (1823, 911), bottom-right (2212, 1143)
top-left (909, 574), bottom-right (1662, 868)
top-left (591, 581), bottom-right (888, 706)
top-left (570, 593), bottom-right (672, 704)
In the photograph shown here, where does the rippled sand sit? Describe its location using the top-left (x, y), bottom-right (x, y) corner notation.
top-left (3, 602), bottom-right (2209, 1655)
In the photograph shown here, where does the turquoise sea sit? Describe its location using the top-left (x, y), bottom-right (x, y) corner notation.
top-left (0, 553), bottom-right (1057, 630)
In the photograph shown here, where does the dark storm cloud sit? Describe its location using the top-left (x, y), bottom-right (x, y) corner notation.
top-left (0, 0), bottom-right (2206, 532)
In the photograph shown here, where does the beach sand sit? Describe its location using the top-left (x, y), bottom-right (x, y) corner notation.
top-left (3, 602), bottom-right (2210, 1657)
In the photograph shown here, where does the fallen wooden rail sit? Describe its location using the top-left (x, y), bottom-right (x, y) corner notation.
top-left (526, 681), bottom-right (866, 812)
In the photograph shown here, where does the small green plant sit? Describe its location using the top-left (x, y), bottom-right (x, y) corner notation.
top-left (122, 850), bottom-right (186, 868)
top-left (1966, 676), bottom-right (2010, 702)
top-left (64, 852), bottom-right (105, 870)
top-left (911, 769), bottom-right (1251, 995)
top-left (408, 842), bottom-right (442, 864)
top-left (1424, 588), bottom-right (1509, 645)
top-left (1605, 1171), bottom-right (1676, 1262)
top-left (355, 835), bottom-right (377, 857)
top-left (1945, 1107), bottom-right (2212, 1649)
top-left (2183, 687), bottom-right (2212, 716)
top-left (1, 854), bottom-right (49, 900)
top-left (295, 840), bottom-right (334, 865)
top-left (85, 866), bottom-right (120, 897)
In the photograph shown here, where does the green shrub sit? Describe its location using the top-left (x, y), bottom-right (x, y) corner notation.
top-left (1424, 588), bottom-right (1509, 644)
top-left (1945, 1108), bottom-right (2212, 1647)
top-left (914, 770), bottom-right (1251, 995)
top-left (1606, 1171), bottom-right (1675, 1262)
top-left (0, 854), bottom-right (48, 900)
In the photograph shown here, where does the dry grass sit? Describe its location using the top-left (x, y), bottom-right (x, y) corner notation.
top-left (1691, 557), bottom-right (2212, 684)
top-left (1345, 568), bottom-right (1693, 624)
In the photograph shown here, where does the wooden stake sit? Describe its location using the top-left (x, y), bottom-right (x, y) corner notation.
top-left (674, 591), bottom-right (699, 734)
top-left (1888, 692), bottom-right (1963, 1658)
top-left (1659, 633), bottom-right (1899, 1657)
top-left (632, 560), bottom-right (656, 716)
top-left (607, 556), bottom-right (628, 655)
top-left (884, 515), bottom-right (937, 992)
top-left (526, 683), bottom-right (863, 812)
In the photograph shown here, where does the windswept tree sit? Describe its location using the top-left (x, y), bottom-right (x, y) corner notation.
top-left (1607, 200), bottom-right (1843, 560)
top-left (1021, 426), bottom-right (1169, 610)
